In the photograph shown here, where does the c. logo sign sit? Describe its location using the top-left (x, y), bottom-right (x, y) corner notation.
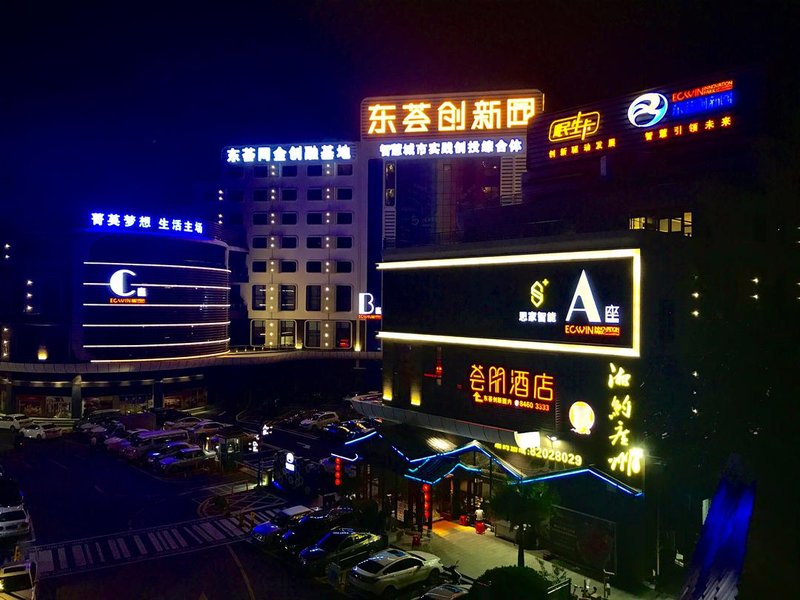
top-left (627, 93), bottom-right (668, 128)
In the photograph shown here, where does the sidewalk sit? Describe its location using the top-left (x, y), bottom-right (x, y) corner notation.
top-left (392, 520), bottom-right (675, 600)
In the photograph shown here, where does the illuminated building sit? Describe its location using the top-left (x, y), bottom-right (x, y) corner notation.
top-left (219, 142), bottom-right (373, 351)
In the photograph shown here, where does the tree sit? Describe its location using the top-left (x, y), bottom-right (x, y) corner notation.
top-left (491, 482), bottom-right (555, 567)
top-left (467, 566), bottom-right (551, 599)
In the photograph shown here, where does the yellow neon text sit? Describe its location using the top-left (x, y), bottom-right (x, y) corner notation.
top-left (548, 111), bottom-right (601, 142)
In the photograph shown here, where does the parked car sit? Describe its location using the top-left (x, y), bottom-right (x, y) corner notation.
top-left (73, 409), bottom-right (121, 432)
top-left (163, 416), bottom-right (206, 430)
top-left (156, 446), bottom-right (216, 475)
top-left (414, 583), bottom-right (471, 599)
top-left (148, 407), bottom-right (188, 428)
top-left (186, 421), bottom-right (228, 440)
top-left (278, 410), bottom-right (316, 429)
top-left (299, 411), bottom-right (340, 431)
top-left (20, 423), bottom-right (63, 440)
top-left (76, 417), bottom-right (119, 437)
top-left (0, 414), bottom-right (33, 433)
top-left (122, 429), bottom-right (191, 461)
top-left (298, 527), bottom-right (387, 575)
top-left (279, 506), bottom-right (357, 557)
top-left (0, 507), bottom-right (30, 539)
top-left (0, 560), bottom-right (37, 599)
top-left (104, 428), bottom-right (149, 454)
top-left (251, 505), bottom-right (316, 546)
top-left (347, 549), bottom-right (444, 597)
top-left (142, 441), bottom-right (195, 469)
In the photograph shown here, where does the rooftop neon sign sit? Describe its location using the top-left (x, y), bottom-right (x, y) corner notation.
top-left (224, 143), bottom-right (355, 164)
top-left (89, 212), bottom-right (205, 236)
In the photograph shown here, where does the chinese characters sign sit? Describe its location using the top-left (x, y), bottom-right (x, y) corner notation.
top-left (605, 363), bottom-right (644, 479)
top-left (224, 143), bottom-right (355, 164)
top-left (89, 212), bottom-right (204, 236)
top-left (378, 137), bottom-right (523, 159)
top-left (379, 248), bottom-right (641, 358)
top-left (361, 90), bottom-right (544, 139)
top-left (469, 362), bottom-right (554, 413)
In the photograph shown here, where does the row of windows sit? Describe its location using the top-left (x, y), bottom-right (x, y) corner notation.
top-left (250, 319), bottom-right (352, 349)
top-left (251, 236), bottom-right (353, 255)
top-left (252, 284), bottom-right (352, 312)
top-left (257, 163), bottom-right (353, 178)
top-left (253, 213), bottom-right (353, 226)
top-left (251, 260), bottom-right (353, 273)
top-left (228, 187), bottom-right (353, 202)
top-left (629, 212), bottom-right (693, 237)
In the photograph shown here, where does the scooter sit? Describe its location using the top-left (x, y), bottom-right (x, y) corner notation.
top-left (442, 562), bottom-right (467, 585)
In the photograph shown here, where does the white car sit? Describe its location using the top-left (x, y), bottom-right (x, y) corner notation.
top-left (299, 411), bottom-right (339, 430)
top-left (187, 421), bottom-right (228, 438)
top-left (347, 548), bottom-right (443, 597)
top-left (163, 416), bottom-right (206, 430)
top-left (20, 423), bottom-right (63, 440)
top-left (0, 507), bottom-right (31, 539)
top-left (0, 414), bottom-right (33, 433)
top-left (104, 428), bottom-right (149, 454)
top-left (415, 583), bottom-right (471, 599)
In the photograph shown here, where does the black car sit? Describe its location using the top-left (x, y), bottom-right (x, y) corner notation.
top-left (279, 506), bottom-right (357, 557)
top-left (148, 407), bottom-right (189, 428)
top-left (297, 527), bottom-right (387, 575)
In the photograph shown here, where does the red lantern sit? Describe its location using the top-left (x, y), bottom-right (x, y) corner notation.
top-left (334, 457), bottom-right (342, 486)
top-left (422, 483), bottom-right (431, 521)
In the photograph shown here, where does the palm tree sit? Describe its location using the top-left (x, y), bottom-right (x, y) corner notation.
top-left (491, 482), bottom-right (555, 567)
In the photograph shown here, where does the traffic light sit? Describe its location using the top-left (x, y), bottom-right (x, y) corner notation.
top-left (334, 457), bottom-right (342, 486)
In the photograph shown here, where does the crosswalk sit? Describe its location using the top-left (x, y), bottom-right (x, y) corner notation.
top-left (26, 502), bottom-right (286, 579)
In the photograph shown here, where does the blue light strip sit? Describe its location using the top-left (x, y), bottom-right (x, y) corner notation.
top-left (344, 430), bottom-right (379, 446)
top-left (331, 452), bottom-right (360, 463)
top-left (408, 439), bottom-right (526, 480)
top-left (390, 445), bottom-right (410, 462)
top-left (514, 467), bottom-right (643, 497)
top-left (404, 463), bottom-right (483, 486)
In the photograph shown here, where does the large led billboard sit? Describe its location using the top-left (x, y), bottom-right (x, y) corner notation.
top-left (378, 248), bottom-right (641, 358)
top-left (79, 234), bottom-right (230, 362)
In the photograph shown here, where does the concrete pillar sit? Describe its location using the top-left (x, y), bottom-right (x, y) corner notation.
top-left (153, 379), bottom-right (164, 409)
top-left (1, 379), bottom-right (14, 414)
top-left (71, 375), bottom-right (83, 418)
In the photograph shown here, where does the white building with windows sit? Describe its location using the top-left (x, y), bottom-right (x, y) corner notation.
top-left (220, 141), bottom-right (367, 351)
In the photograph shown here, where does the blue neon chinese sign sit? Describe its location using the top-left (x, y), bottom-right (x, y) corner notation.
top-left (89, 212), bottom-right (205, 236)
top-left (224, 143), bottom-right (355, 164)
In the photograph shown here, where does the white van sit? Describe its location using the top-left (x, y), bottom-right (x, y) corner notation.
top-left (121, 429), bottom-right (189, 461)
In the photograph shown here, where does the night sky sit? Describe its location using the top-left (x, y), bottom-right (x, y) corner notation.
top-left (1, 1), bottom-right (792, 227)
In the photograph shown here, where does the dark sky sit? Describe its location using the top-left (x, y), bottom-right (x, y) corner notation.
top-left (1, 1), bottom-right (792, 226)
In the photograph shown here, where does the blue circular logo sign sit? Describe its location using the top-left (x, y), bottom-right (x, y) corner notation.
top-left (627, 93), bottom-right (669, 128)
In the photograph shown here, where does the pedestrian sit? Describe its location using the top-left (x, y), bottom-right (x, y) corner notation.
top-left (13, 432), bottom-right (24, 451)
top-left (474, 503), bottom-right (484, 523)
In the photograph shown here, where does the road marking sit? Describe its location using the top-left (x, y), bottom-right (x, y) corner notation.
top-left (35, 549), bottom-right (54, 573)
top-left (227, 545), bottom-right (256, 600)
top-left (108, 538), bottom-right (121, 560)
top-left (183, 526), bottom-right (203, 544)
top-left (201, 522), bottom-right (225, 541)
top-left (156, 531), bottom-right (171, 551)
top-left (71, 545), bottom-right (86, 567)
top-left (171, 528), bottom-right (188, 548)
top-left (133, 535), bottom-right (148, 555)
top-left (95, 542), bottom-right (105, 562)
top-left (192, 524), bottom-right (212, 542)
top-left (147, 532), bottom-right (163, 552)
top-left (161, 529), bottom-right (178, 550)
top-left (84, 544), bottom-right (93, 565)
top-left (57, 547), bottom-right (67, 569)
top-left (117, 538), bottom-right (131, 559)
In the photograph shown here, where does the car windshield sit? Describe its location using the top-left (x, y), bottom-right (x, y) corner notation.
top-left (0, 510), bottom-right (26, 522)
top-left (0, 572), bottom-right (33, 592)
top-left (317, 532), bottom-right (346, 552)
top-left (358, 559), bottom-right (384, 574)
top-left (42, 424), bottom-right (58, 430)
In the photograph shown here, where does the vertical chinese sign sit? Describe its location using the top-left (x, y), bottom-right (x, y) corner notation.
top-left (606, 362), bottom-right (644, 483)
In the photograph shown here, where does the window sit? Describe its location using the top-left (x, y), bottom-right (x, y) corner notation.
top-left (253, 166), bottom-right (270, 178)
top-left (281, 213), bottom-right (297, 225)
top-left (252, 237), bottom-right (268, 249)
top-left (336, 188), bottom-right (353, 200)
top-left (253, 189), bottom-right (269, 202)
top-left (306, 213), bottom-right (324, 225)
top-left (335, 285), bottom-right (352, 312)
top-left (306, 285), bottom-right (322, 311)
top-left (227, 166), bottom-right (243, 179)
top-left (306, 236), bottom-right (323, 249)
top-left (279, 320), bottom-right (295, 348)
top-left (306, 261), bottom-right (323, 273)
top-left (229, 190), bottom-right (244, 202)
top-left (252, 261), bottom-right (267, 273)
top-left (336, 212), bottom-right (353, 225)
top-left (281, 188), bottom-right (297, 201)
top-left (280, 261), bottom-right (297, 273)
top-left (251, 286), bottom-right (266, 310)
top-left (251, 320), bottom-right (266, 345)
top-left (335, 322), bottom-right (352, 349)
top-left (336, 237), bottom-right (353, 249)
top-left (307, 165), bottom-right (323, 176)
top-left (279, 285), bottom-right (296, 311)
top-left (307, 188), bottom-right (323, 201)
top-left (337, 164), bottom-right (353, 176)
top-left (281, 236), bottom-right (298, 249)
top-left (281, 165), bottom-right (297, 177)
top-left (305, 321), bottom-right (321, 348)
top-left (253, 213), bottom-right (269, 225)
top-left (335, 261), bottom-right (352, 273)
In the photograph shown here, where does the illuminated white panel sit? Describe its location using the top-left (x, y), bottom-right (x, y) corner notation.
top-left (377, 331), bottom-right (639, 358)
top-left (378, 248), bottom-right (639, 270)
top-left (90, 350), bottom-right (230, 364)
top-left (82, 321), bottom-right (231, 328)
top-left (378, 248), bottom-right (641, 358)
top-left (83, 338), bottom-right (230, 349)
top-left (83, 283), bottom-right (230, 290)
top-left (83, 261), bottom-right (230, 273)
